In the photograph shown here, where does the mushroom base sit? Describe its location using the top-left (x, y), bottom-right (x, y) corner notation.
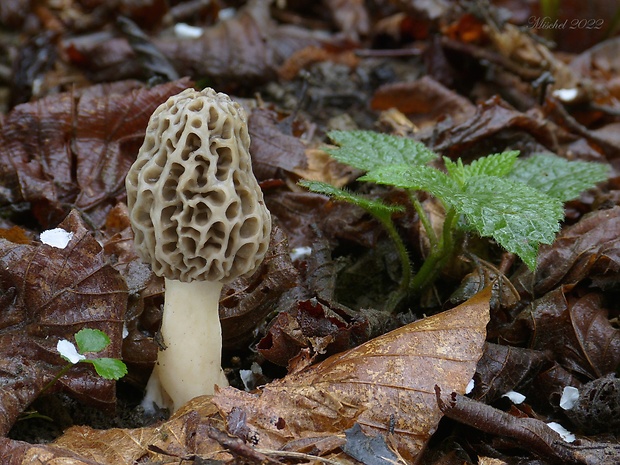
top-left (142, 279), bottom-right (229, 413)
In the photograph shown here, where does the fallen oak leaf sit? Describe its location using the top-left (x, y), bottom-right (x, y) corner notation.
top-left (214, 287), bottom-right (491, 463)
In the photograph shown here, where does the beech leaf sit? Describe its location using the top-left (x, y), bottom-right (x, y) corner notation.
top-left (213, 288), bottom-right (491, 463)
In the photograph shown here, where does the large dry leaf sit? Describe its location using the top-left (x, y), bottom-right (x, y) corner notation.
top-left (0, 210), bottom-right (127, 436)
top-left (0, 289), bottom-right (489, 464)
top-left (214, 288), bottom-right (491, 463)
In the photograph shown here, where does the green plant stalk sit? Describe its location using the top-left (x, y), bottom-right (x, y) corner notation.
top-left (39, 363), bottom-right (73, 398)
top-left (374, 211), bottom-right (412, 295)
top-left (408, 191), bottom-right (438, 250)
top-left (409, 207), bottom-right (458, 295)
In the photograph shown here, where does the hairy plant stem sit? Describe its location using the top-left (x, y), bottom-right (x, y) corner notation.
top-left (376, 213), bottom-right (412, 295)
top-left (409, 207), bottom-right (458, 295)
top-left (409, 191), bottom-right (438, 249)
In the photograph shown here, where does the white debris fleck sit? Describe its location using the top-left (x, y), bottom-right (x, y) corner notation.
top-left (218, 7), bottom-right (236, 20)
top-left (502, 390), bottom-right (526, 404)
top-left (173, 23), bottom-right (203, 39)
top-left (547, 422), bottom-right (576, 443)
top-left (560, 386), bottom-right (580, 410)
top-left (57, 339), bottom-right (86, 364)
top-left (552, 88), bottom-right (579, 102)
top-left (122, 324), bottom-right (129, 339)
top-left (40, 228), bottom-right (73, 249)
top-left (240, 362), bottom-right (264, 391)
top-left (290, 246), bottom-right (312, 261)
top-left (466, 378), bottom-right (475, 394)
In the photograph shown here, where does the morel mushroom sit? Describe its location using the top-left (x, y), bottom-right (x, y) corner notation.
top-left (126, 88), bottom-right (271, 412)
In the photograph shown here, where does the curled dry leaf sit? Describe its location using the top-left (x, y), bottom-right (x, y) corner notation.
top-left (220, 225), bottom-right (299, 350)
top-left (247, 107), bottom-right (308, 182)
top-left (371, 76), bottom-right (476, 129)
top-left (523, 288), bottom-right (620, 379)
top-left (471, 343), bottom-right (550, 403)
top-left (214, 288), bottom-right (491, 463)
top-left (428, 95), bottom-right (565, 159)
top-left (512, 206), bottom-right (620, 296)
top-left (0, 210), bottom-right (127, 436)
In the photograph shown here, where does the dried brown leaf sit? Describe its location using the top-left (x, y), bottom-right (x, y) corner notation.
top-left (521, 288), bottom-right (620, 379)
top-left (1, 401), bottom-right (229, 465)
top-left (0, 210), bottom-right (127, 436)
top-left (428, 96), bottom-right (564, 159)
top-left (220, 225), bottom-right (299, 350)
top-left (215, 288), bottom-right (491, 463)
top-left (512, 206), bottom-right (620, 296)
top-left (248, 108), bottom-right (308, 181)
top-left (371, 76), bottom-right (476, 129)
top-left (471, 343), bottom-right (550, 403)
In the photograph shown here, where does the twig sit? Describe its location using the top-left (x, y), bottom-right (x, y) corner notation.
top-left (255, 448), bottom-right (347, 465)
top-left (434, 386), bottom-right (620, 464)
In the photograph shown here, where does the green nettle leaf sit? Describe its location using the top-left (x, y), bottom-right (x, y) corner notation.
top-left (509, 153), bottom-right (610, 202)
top-left (327, 130), bottom-right (438, 172)
top-left (75, 328), bottom-right (110, 353)
top-left (360, 164), bottom-right (458, 206)
top-left (87, 358), bottom-right (128, 380)
top-left (299, 180), bottom-right (404, 220)
top-left (444, 151), bottom-right (520, 186)
top-left (452, 176), bottom-right (565, 270)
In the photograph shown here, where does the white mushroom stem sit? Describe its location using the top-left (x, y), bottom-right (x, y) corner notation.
top-left (142, 278), bottom-right (229, 412)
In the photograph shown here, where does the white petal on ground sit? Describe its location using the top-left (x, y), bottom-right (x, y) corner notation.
top-left (552, 88), bottom-right (579, 102)
top-left (547, 422), bottom-right (576, 443)
top-left (560, 386), bottom-right (580, 410)
top-left (502, 390), bottom-right (526, 404)
top-left (290, 246), bottom-right (312, 261)
top-left (466, 378), bottom-right (475, 394)
top-left (174, 23), bottom-right (203, 38)
top-left (57, 339), bottom-right (86, 364)
top-left (40, 228), bottom-right (74, 249)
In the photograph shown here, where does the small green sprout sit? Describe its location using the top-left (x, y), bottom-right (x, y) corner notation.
top-left (300, 130), bottom-right (610, 308)
top-left (53, 328), bottom-right (128, 383)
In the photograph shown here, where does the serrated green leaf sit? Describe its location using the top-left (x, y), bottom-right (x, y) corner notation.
top-left (360, 164), bottom-right (458, 206)
top-left (88, 358), bottom-right (128, 380)
top-left (299, 180), bottom-right (404, 219)
top-left (445, 151), bottom-right (520, 186)
top-left (509, 153), bottom-right (610, 202)
top-left (327, 130), bottom-right (438, 172)
top-left (75, 328), bottom-right (110, 354)
top-left (452, 176), bottom-right (564, 270)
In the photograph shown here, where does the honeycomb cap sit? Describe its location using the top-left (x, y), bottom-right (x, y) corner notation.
top-left (126, 88), bottom-right (271, 283)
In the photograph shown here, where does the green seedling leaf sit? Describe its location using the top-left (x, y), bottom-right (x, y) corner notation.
top-left (444, 151), bottom-right (520, 186)
top-left (86, 358), bottom-right (128, 380)
top-left (360, 164), bottom-right (458, 206)
top-left (327, 130), bottom-right (438, 172)
top-left (299, 180), bottom-right (404, 220)
top-left (453, 176), bottom-right (564, 270)
top-left (75, 328), bottom-right (111, 353)
top-left (509, 153), bottom-right (610, 202)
